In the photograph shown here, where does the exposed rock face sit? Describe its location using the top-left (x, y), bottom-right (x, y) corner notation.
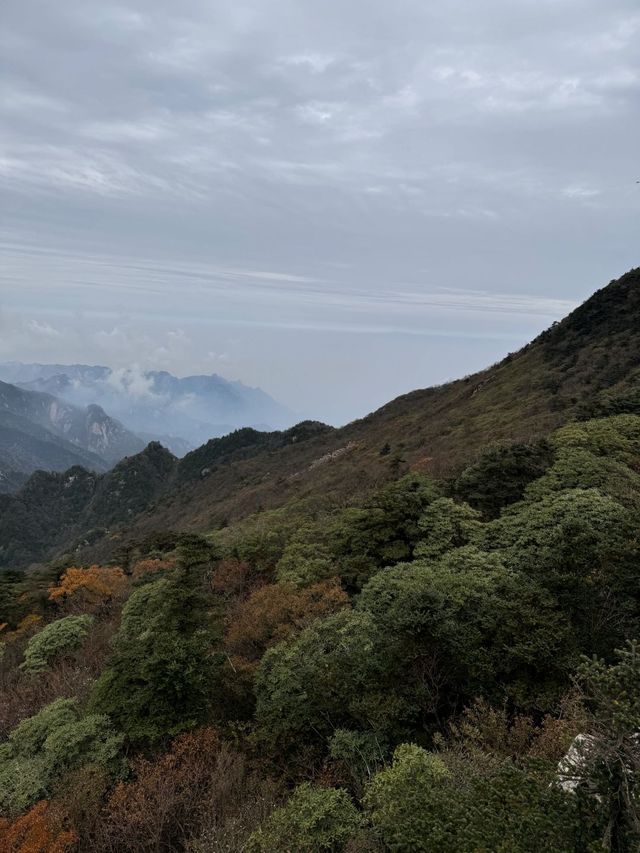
top-left (556, 734), bottom-right (597, 794)
top-left (0, 363), bottom-right (295, 447)
top-left (0, 380), bottom-right (147, 489)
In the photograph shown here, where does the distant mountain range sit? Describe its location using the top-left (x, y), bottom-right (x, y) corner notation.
top-left (0, 379), bottom-right (145, 491)
top-left (0, 363), bottom-right (294, 451)
top-left (0, 364), bottom-right (295, 493)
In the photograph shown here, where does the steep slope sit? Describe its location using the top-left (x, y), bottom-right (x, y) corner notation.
top-left (105, 267), bottom-right (640, 542)
top-left (0, 364), bottom-right (295, 445)
top-left (0, 381), bottom-right (145, 468)
top-left (1, 267), bottom-right (638, 569)
top-left (0, 443), bottom-right (177, 568)
top-left (0, 407), bottom-right (109, 490)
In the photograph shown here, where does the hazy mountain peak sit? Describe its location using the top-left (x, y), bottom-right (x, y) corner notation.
top-left (0, 363), bottom-right (294, 448)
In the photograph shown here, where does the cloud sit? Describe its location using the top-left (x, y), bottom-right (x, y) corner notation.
top-left (1, 0), bottom-right (639, 422)
top-left (26, 320), bottom-right (61, 338)
top-left (106, 365), bottom-right (159, 398)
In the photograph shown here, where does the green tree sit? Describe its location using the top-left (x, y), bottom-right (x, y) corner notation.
top-left (275, 524), bottom-right (335, 586)
top-left (89, 568), bottom-right (220, 743)
top-left (328, 474), bottom-right (441, 589)
top-left (254, 609), bottom-right (385, 752)
top-left (482, 488), bottom-right (640, 654)
top-left (364, 743), bottom-right (590, 853)
top-left (363, 744), bottom-right (460, 852)
top-left (20, 614), bottom-right (94, 674)
top-left (452, 439), bottom-right (553, 518)
top-left (247, 783), bottom-right (361, 852)
top-left (0, 698), bottom-right (123, 816)
top-left (357, 547), bottom-right (573, 714)
top-left (414, 497), bottom-right (482, 559)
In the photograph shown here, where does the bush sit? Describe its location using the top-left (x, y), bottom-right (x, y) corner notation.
top-left (364, 743), bottom-right (590, 853)
top-left (20, 615), bottom-right (94, 674)
top-left (247, 783), bottom-right (361, 852)
top-left (89, 569), bottom-right (220, 743)
top-left (363, 744), bottom-right (457, 852)
top-left (0, 698), bottom-right (123, 816)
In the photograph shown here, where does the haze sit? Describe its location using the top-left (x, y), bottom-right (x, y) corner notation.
top-left (1, 0), bottom-right (639, 424)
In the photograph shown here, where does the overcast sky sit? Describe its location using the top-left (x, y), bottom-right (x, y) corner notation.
top-left (1, 0), bottom-right (639, 424)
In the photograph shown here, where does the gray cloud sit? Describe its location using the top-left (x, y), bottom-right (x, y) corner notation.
top-left (1, 0), bottom-right (639, 423)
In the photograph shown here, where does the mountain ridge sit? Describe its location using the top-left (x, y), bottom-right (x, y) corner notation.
top-left (0, 363), bottom-right (295, 448)
top-left (1, 267), bottom-right (638, 569)
top-left (0, 379), bottom-right (145, 478)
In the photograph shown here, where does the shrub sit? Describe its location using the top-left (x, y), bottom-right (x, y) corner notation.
top-left (20, 615), bottom-right (94, 674)
top-left (0, 800), bottom-right (76, 853)
top-left (247, 783), bottom-right (361, 852)
top-left (0, 698), bottom-right (123, 816)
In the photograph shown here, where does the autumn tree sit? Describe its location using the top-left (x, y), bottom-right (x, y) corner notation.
top-left (49, 566), bottom-right (127, 612)
top-left (130, 558), bottom-right (176, 580)
top-left (95, 727), bottom-right (278, 852)
top-left (0, 800), bottom-right (77, 853)
top-left (225, 578), bottom-right (348, 663)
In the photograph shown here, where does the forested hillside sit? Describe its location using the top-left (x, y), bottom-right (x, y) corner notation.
top-left (2, 268), bottom-right (640, 572)
top-left (1, 269), bottom-right (639, 851)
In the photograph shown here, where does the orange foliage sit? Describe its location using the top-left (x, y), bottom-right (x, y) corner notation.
top-left (209, 558), bottom-right (250, 595)
top-left (225, 578), bottom-right (348, 662)
top-left (130, 558), bottom-right (176, 580)
top-left (48, 566), bottom-right (127, 610)
top-left (0, 801), bottom-right (77, 853)
top-left (99, 728), bottom-right (227, 850)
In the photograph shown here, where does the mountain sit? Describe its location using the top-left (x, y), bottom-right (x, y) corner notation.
top-left (0, 381), bottom-right (146, 465)
top-left (1, 267), bottom-right (639, 568)
top-left (0, 364), bottom-right (295, 448)
top-left (0, 380), bottom-right (146, 491)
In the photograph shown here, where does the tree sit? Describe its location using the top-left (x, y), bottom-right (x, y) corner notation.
top-left (20, 615), bottom-right (94, 674)
top-left (357, 547), bottom-right (573, 715)
top-left (275, 533), bottom-right (335, 586)
top-left (0, 800), bottom-right (77, 853)
top-left (327, 474), bottom-right (441, 589)
top-left (225, 578), bottom-right (348, 662)
top-left (363, 744), bottom-right (458, 852)
top-left (130, 558), bottom-right (176, 580)
top-left (414, 497), bottom-right (482, 559)
top-left (483, 488), bottom-right (640, 655)
top-left (254, 609), bottom-right (385, 752)
top-left (364, 743), bottom-right (589, 853)
top-left (0, 698), bottom-right (123, 816)
top-left (89, 569), bottom-right (220, 743)
top-left (452, 439), bottom-right (553, 518)
top-left (96, 728), bottom-right (260, 852)
top-left (247, 783), bottom-right (361, 852)
top-left (48, 566), bottom-right (127, 611)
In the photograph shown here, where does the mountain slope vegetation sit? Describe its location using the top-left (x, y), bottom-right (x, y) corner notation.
top-left (0, 268), bottom-right (639, 850)
top-left (2, 267), bottom-right (639, 569)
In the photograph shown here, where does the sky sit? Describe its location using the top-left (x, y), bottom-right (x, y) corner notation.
top-left (1, 0), bottom-right (639, 425)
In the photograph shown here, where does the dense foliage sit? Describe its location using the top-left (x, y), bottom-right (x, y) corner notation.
top-left (1, 409), bottom-right (640, 850)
